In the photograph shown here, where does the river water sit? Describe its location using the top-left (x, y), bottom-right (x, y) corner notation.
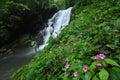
top-left (0, 7), bottom-right (72, 80)
top-left (0, 48), bottom-right (35, 80)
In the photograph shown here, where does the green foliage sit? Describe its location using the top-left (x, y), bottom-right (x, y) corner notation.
top-left (99, 68), bottom-right (109, 80)
top-left (92, 75), bottom-right (99, 80)
top-left (0, 0), bottom-right (30, 45)
top-left (110, 67), bottom-right (120, 80)
top-left (53, 0), bottom-right (66, 9)
top-left (11, 0), bottom-right (120, 80)
top-left (105, 58), bottom-right (119, 67)
top-left (85, 72), bottom-right (92, 80)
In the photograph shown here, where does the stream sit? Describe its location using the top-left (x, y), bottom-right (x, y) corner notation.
top-left (0, 7), bottom-right (72, 80)
top-left (0, 48), bottom-right (35, 80)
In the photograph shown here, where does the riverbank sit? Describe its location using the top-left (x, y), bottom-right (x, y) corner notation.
top-left (0, 47), bottom-right (36, 80)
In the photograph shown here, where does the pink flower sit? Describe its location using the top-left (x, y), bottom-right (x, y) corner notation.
top-left (97, 62), bottom-right (102, 67)
top-left (58, 46), bottom-right (61, 49)
top-left (73, 72), bottom-right (78, 77)
top-left (64, 72), bottom-right (67, 76)
top-left (80, 32), bottom-right (83, 34)
top-left (94, 55), bottom-right (99, 60)
top-left (99, 53), bottom-right (106, 59)
top-left (65, 63), bottom-right (70, 69)
top-left (65, 42), bottom-right (69, 46)
top-left (79, 38), bottom-right (82, 41)
top-left (66, 58), bottom-right (69, 62)
top-left (73, 41), bottom-right (77, 46)
top-left (83, 66), bottom-right (88, 73)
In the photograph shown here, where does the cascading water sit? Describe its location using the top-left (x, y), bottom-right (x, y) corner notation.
top-left (38, 7), bottom-right (72, 51)
top-left (0, 7), bottom-right (72, 80)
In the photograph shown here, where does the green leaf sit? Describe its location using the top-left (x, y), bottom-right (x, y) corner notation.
top-left (91, 56), bottom-right (94, 60)
top-left (95, 45), bottom-right (102, 49)
top-left (85, 72), bottom-right (92, 80)
top-left (69, 63), bottom-right (79, 71)
top-left (110, 69), bottom-right (120, 80)
top-left (106, 44), bottom-right (116, 50)
top-left (73, 77), bottom-right (79, 80)
top-left (89, 61), bottom-right (98, 71)
top-left (112, 67), bottom-right (120, 72)
top-left (81, 75), bottom-right (85, 80)
top-left (92, 75), bottom-right (99, 80)
top-left (105, 58), bottom-right (119, 67)
top-left (63, 76), bottom-right (69, 80)
top-left (101, 60), bottom-right (107, 67)
top-left (26, 68), bottom-right (34, 80)
top-left (78, 68), bottom-right (83, 74)
top-left (99, 68), bottom-right (109, 80)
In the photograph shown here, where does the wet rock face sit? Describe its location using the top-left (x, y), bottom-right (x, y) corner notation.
top-left (34, 33), bottom-right (44, 45)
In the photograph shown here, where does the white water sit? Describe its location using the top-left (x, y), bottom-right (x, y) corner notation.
top-left (0, 7), bottom-right (72, 80)
top-left (38, 7), bottom-right (72, 51)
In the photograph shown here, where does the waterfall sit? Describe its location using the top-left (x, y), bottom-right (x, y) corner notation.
top-left (37, 7), bottom-right (72, 51)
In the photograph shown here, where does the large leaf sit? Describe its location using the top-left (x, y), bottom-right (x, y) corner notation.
top-left (92, 75), bottom-right (99, 80)
top-left (105, 58), bottom-right (119, 67)
top-left (99, 68), bottom-right (109, 80)
top-left (85, 72), bottom-right (92, 80)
